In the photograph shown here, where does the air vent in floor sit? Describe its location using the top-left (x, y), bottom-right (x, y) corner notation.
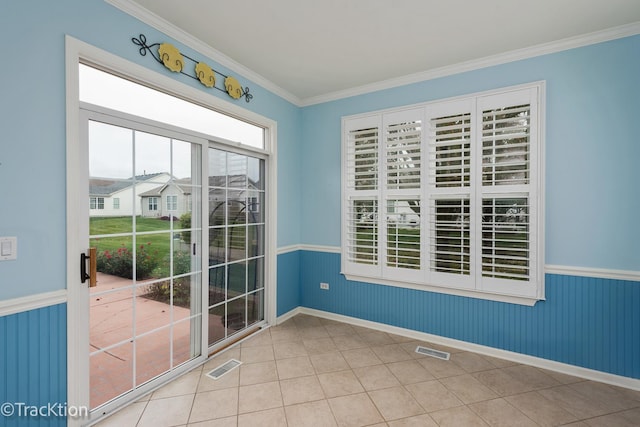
top-left (415, 345), bottom-right (450, 360)
top-left (206, 359), bottom-right (242, 380)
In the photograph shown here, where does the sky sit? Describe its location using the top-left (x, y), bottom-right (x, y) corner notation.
top-left (80, 64), bottom-right (263, 182)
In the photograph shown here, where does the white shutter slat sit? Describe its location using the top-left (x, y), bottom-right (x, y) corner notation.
top-left (429, 112), bottom-right (471, 188)
top-left (429, 198), bottom-right (470, 276)
top-left (346, 198), bottom-right (378, 265)
top-left (347, 127), bottom-right (379, 191)
top-left (385, 198), bottom-right (421, 270)
top-left (482, 105), bottom-right (530, 118)
top-left (481, 130), bottom-right (529, 141)
top-left (386, 120), bottom-right (422, 190)
top-left (482, 104), bottom-right (530, 187)
top-left (481, 197), bottom-right (530, 281)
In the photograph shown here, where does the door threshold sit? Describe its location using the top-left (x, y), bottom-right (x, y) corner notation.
top-left (208, 324), bottom-right (265, 357)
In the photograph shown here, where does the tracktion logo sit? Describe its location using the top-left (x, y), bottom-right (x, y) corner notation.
top-left (1, 402), bottom-right (89, 418)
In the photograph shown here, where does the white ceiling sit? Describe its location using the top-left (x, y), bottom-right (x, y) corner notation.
top-left (125, 0), bottom-right (640, 103)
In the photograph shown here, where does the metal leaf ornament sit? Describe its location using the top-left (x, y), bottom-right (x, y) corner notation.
top-left (132, 34), bottom-right (252, 102)
top-left (158, 43), bottom-right (184, 72)
top-left (195, 62), bottom-right (216, 88)
top-left (225, 76), bottom-right (242, 99)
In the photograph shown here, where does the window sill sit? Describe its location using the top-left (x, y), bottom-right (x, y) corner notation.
top-left (342, 272), bottom-right (543, 306)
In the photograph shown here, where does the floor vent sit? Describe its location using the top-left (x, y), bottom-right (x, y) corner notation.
top-left (415, 345), bottom-right (450, 360)
top-left (206, 359), bottom-right (242, 380)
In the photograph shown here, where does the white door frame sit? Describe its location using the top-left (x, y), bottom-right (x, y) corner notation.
top-left (65, 36), bottom-right (277, 425)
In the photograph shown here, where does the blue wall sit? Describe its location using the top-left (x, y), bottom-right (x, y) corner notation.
top-left (299, 250), bottom-right (640, 379)
top-left (0, 304), bottom-right (67, 427)
top-left (276, 251), bottom-right (301, 316)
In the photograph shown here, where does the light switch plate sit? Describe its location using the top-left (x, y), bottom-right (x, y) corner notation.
top-left (0, 237), bottom-right (17, 260)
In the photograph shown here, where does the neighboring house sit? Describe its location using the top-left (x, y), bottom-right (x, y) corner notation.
top-left (140, 177), bottom-right (193, 218)
top-left (89, 172), bottom-right (171, 217)
top-left (140, 175), bottom-right (260, 219)
top-left (385, 200), bottom-right (421, 227)
top-left (209, 175), bottom-right (261, 222)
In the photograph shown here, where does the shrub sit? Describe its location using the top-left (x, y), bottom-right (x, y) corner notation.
top-left (96, 243), bottom-right (159, 279)
top-left (179, 212), bottom-right (192, 244)
top-left (143, 276), bottom-right (192, 307)
top-left (173, 250), bottom-right (192, 276)
top-left (143, 250), bottom-right (193, 306)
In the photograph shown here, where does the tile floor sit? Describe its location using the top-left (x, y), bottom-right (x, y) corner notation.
top-left (96, 314), bottom-right (640, 427)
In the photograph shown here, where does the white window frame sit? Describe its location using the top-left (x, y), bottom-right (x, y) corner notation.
top-left (113, 197), bottom-right (120, 209)
top-left (341, 82), bottom-right (545, 306)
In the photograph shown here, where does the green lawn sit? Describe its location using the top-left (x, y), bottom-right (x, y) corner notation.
top-left (90, 216), bottom-right (179, 251)
top-left (90, 215), bottom-right (173, 235)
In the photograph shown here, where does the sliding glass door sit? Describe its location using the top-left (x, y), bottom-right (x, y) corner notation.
top-left (86, 114), bottom-right (203, 408)
top-left (208, 148), bottom-right (265, 347)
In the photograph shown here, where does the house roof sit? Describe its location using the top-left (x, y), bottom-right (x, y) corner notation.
top-left (139, 177), bottom-right (192, 197)
top-left (139, 175), bottom-right (260, 197)
top-left (89, 173), bottom-right (168, 196)
top-left (208, 175), bottom-right (260, 189)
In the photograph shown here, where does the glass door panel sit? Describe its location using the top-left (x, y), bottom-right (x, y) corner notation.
top-left (208, 148), bottom-right (266, 347)
top-left (88, 119), bottom-right (202, 409)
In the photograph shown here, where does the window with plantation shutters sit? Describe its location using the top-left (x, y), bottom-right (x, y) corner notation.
top-left (342, 82), bottom-right (544, 304)
top-left (343, 117), bottom-right (382, 276)
top-left (427, 105), bottom-right (473, 288)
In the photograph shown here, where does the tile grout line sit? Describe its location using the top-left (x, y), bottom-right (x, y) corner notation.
top-left (134, 398), bottom-right (151, 427)
top-left (184, 364), bottom-right (206, 426)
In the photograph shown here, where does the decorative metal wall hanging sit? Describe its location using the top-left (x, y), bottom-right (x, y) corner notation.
top-left (132, 34), bottom-right (253, 103)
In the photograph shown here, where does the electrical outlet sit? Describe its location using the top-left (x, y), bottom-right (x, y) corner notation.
top-left (320, 282), bottom-right (329, 290)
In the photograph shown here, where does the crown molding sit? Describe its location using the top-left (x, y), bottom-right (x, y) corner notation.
top-left (300, 21), bottom-right (640, 106)
top-left (105, 0), bottom-right (302, 106)
top-left (105, 1), bottom-right (639, 108)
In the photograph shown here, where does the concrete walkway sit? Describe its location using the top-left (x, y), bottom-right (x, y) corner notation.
top-left (90, 273), bottom-right (194, 408)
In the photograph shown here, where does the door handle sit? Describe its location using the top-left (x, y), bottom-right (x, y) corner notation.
top-left (81, 247), bottom-right (97, 287)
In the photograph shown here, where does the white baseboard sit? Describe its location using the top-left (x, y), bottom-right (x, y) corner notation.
top-left (276, 306), bottom-right (303, 324)
top-left (281, 306), bottom-right (640, 391)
